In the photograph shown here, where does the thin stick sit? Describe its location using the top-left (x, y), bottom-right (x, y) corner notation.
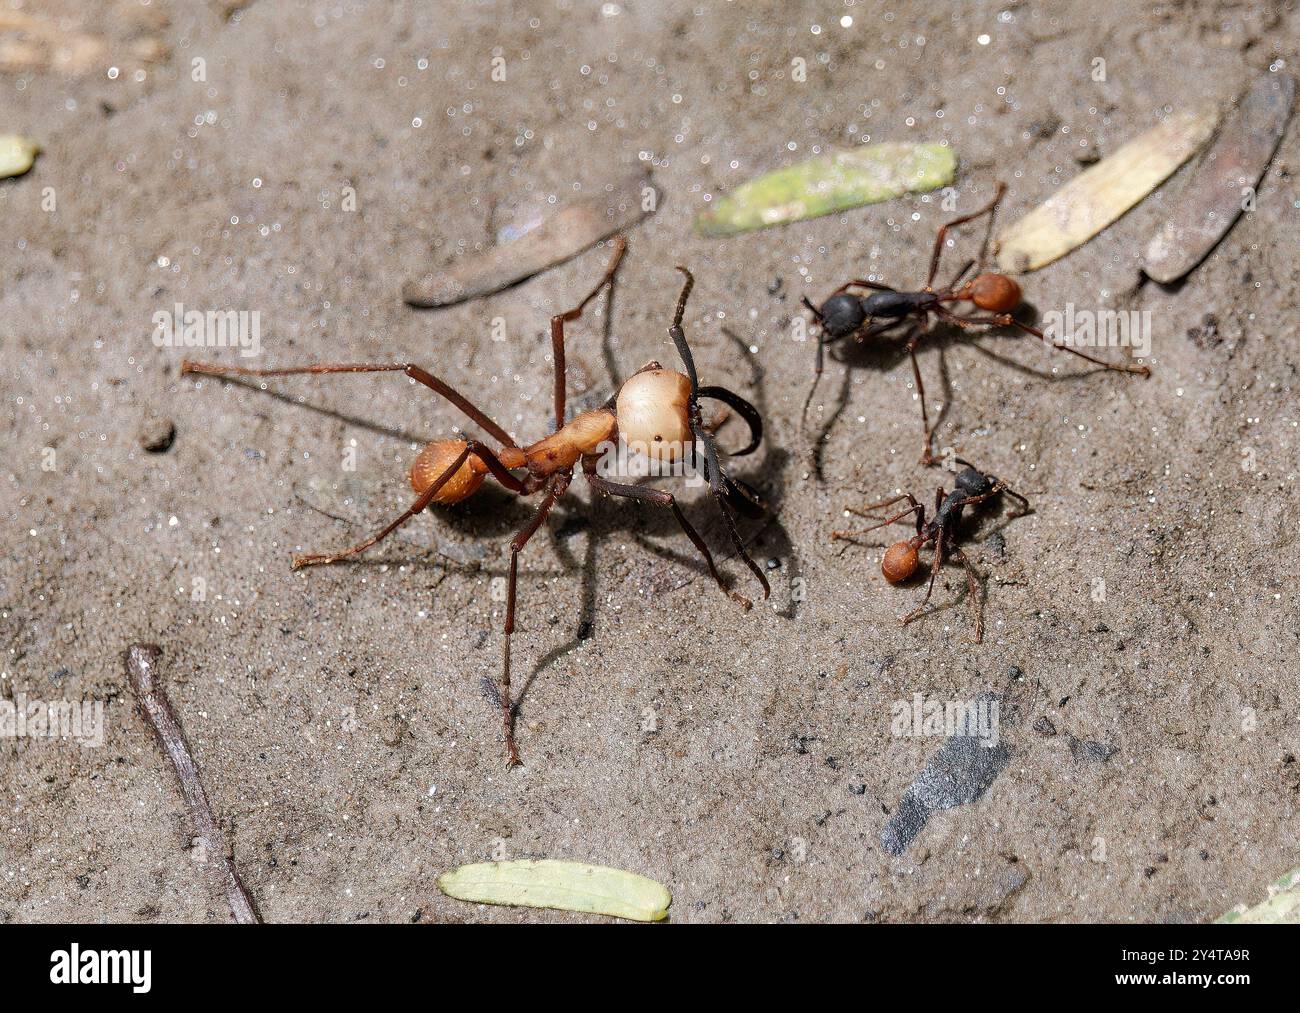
top-left (124, 644), bottom-right (262, 924)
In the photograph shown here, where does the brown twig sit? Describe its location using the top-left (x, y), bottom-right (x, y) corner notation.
top-left (124, 644), bottom-right (262, 924)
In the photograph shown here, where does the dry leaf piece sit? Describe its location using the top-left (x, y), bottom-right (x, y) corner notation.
top-left (403, 170), bottom-right (654, 308)
top-left (995, 107), bottom-right (1220, 273)
top-left (1144, 73), bottom-right (1295, 283)
top-left (0, 135), bottom-right (38, 178)
top-left (693, 143), bottom-right (957, 237)
top-left (437, 860), bottom-right (671, 922)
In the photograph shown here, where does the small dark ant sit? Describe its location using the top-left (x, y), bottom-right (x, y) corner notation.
top-left (832, 460), bottom-right (1030, 643)
top-left (801, 182), bottom-right (1150, 465)
top-left (181, 237), bottom-right (769, 766)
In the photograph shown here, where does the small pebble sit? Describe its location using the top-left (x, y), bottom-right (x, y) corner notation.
top-left (139, 417), bottom-right (176, 453)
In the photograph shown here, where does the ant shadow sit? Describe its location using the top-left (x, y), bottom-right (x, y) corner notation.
top-left (807, 302), bottom-right (1128, 480)
top-left (193, 373), bottom-right (433, 447)
top-left (512, 324), bottom-right (800, 719)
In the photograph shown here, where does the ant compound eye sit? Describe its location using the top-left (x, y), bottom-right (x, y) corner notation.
top-left (881, 541), bottom-right (919, 583)
top-left (969, 273), bottom-right (1022, 313)
top-left (615, 368), bottom-right (693, 461)
top-left (819, 293), bottom-right (866, 336)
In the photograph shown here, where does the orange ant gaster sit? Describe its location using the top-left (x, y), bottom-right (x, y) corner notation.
top-left (181, 237), bottom-right (769, 765)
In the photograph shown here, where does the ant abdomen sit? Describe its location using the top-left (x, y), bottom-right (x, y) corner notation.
top-left (882, 540), bottom-right (920, 583)
top-left (967, 273), bottom-right (1022, 313)
top-left (410, 440), bottom-right (486, 503)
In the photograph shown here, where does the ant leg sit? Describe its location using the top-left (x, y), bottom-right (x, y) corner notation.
top-left (974, 184), bottom-right (1006, 273)
top-left (951, 547), bottom-right (985, 643)
top-left (946, 258), bottom-right (976, 291)
top-left (995, 481), bottom-right (1032, 515)
top-left (181, 360), bottom-right (520, 448)
top-left (906, 333), bottom-right (938, 466)
top-left (902, 529), bottom-right (945, 627)
top-left (799, 318), bottom-right (898, 432)
top-left (926, 182), bottom-right (1007, 289)
top-left (798, 319), bottom-right (834, 430)
top-left (584, 470), bottom-right (753, 609)
top-left (951, 482), bottom-right (1032, 526)
top-left (832, 501), bottom-right (922, 541)
top-left (831, 279), bottom-right (896, 295)
top-left (844, 492), bottom-right (920, 519)
top-left (500, 474), bottom-right (570, 766)
top-left (291, 441), bottom-right (530, 569)
top-left (550, 236), bottom-right (626, 428)
top-left (934, 306), bottom-right (1150, 376)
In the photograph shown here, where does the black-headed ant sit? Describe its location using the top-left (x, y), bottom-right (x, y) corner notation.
top-left (832, 461), bottom-right (1030, 643)
top-left (802, 183), bottom-right (1150, 465)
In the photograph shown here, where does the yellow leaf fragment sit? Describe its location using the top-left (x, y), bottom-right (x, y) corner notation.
top-left (0, 134), bottom-right (39, 179)
top-left (437, 860), bottom-right (671, 922)
top-left (995, 107), bottom-right (1220, 273)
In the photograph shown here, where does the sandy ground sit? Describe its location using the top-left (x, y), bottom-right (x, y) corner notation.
top-left (2, 0), bottom-right (1298, 924)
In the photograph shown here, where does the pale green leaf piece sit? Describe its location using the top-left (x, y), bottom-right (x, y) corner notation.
top-left (437, 860), bottom-right (671, 922)
top-left (1216, 866), bottom-right (1300, 924)
top-left (694, 142), bottom-right (957, 237)
top-left (0, 135), bottom-right (39, 179)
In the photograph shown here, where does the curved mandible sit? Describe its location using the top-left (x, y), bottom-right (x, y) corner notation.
top-left (696, 385), bottom-right (762, 457)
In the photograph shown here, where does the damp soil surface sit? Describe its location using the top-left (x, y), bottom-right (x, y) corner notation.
top-left (2, 1), bottom-right (1298, 923)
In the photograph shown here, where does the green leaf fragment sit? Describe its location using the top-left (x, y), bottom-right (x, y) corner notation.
top-left (694, 143), bottom-right (957, 236)
top-left (0, 135), bottom-right (39, 179)
top-left (437, 860), bottom-right (671, 922)
top-left (1215, 866), bottom-right (1300, 924)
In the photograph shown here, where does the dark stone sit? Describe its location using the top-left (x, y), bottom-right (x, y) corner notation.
top-left (1069, 737), bottom-right (1117, 763)
top-left (139, 417), bottom-right (176, 453)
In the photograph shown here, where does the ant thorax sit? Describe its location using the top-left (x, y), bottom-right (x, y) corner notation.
top-left (614, 367), bottom-right (693, 462)
top-left (522, 409), bottom-right (617, 475)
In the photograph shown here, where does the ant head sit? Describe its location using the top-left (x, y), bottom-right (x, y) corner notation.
top-left (882, 539), bottom-right (920, 584)
top-left (615, 367), bottom-right (693, 462)
top-left (816, 292), bottom-right (867, 337)
top-left (967, 273), bottom-right (1022, 313)
top-left (954, 465), bottom-right (993, 497)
